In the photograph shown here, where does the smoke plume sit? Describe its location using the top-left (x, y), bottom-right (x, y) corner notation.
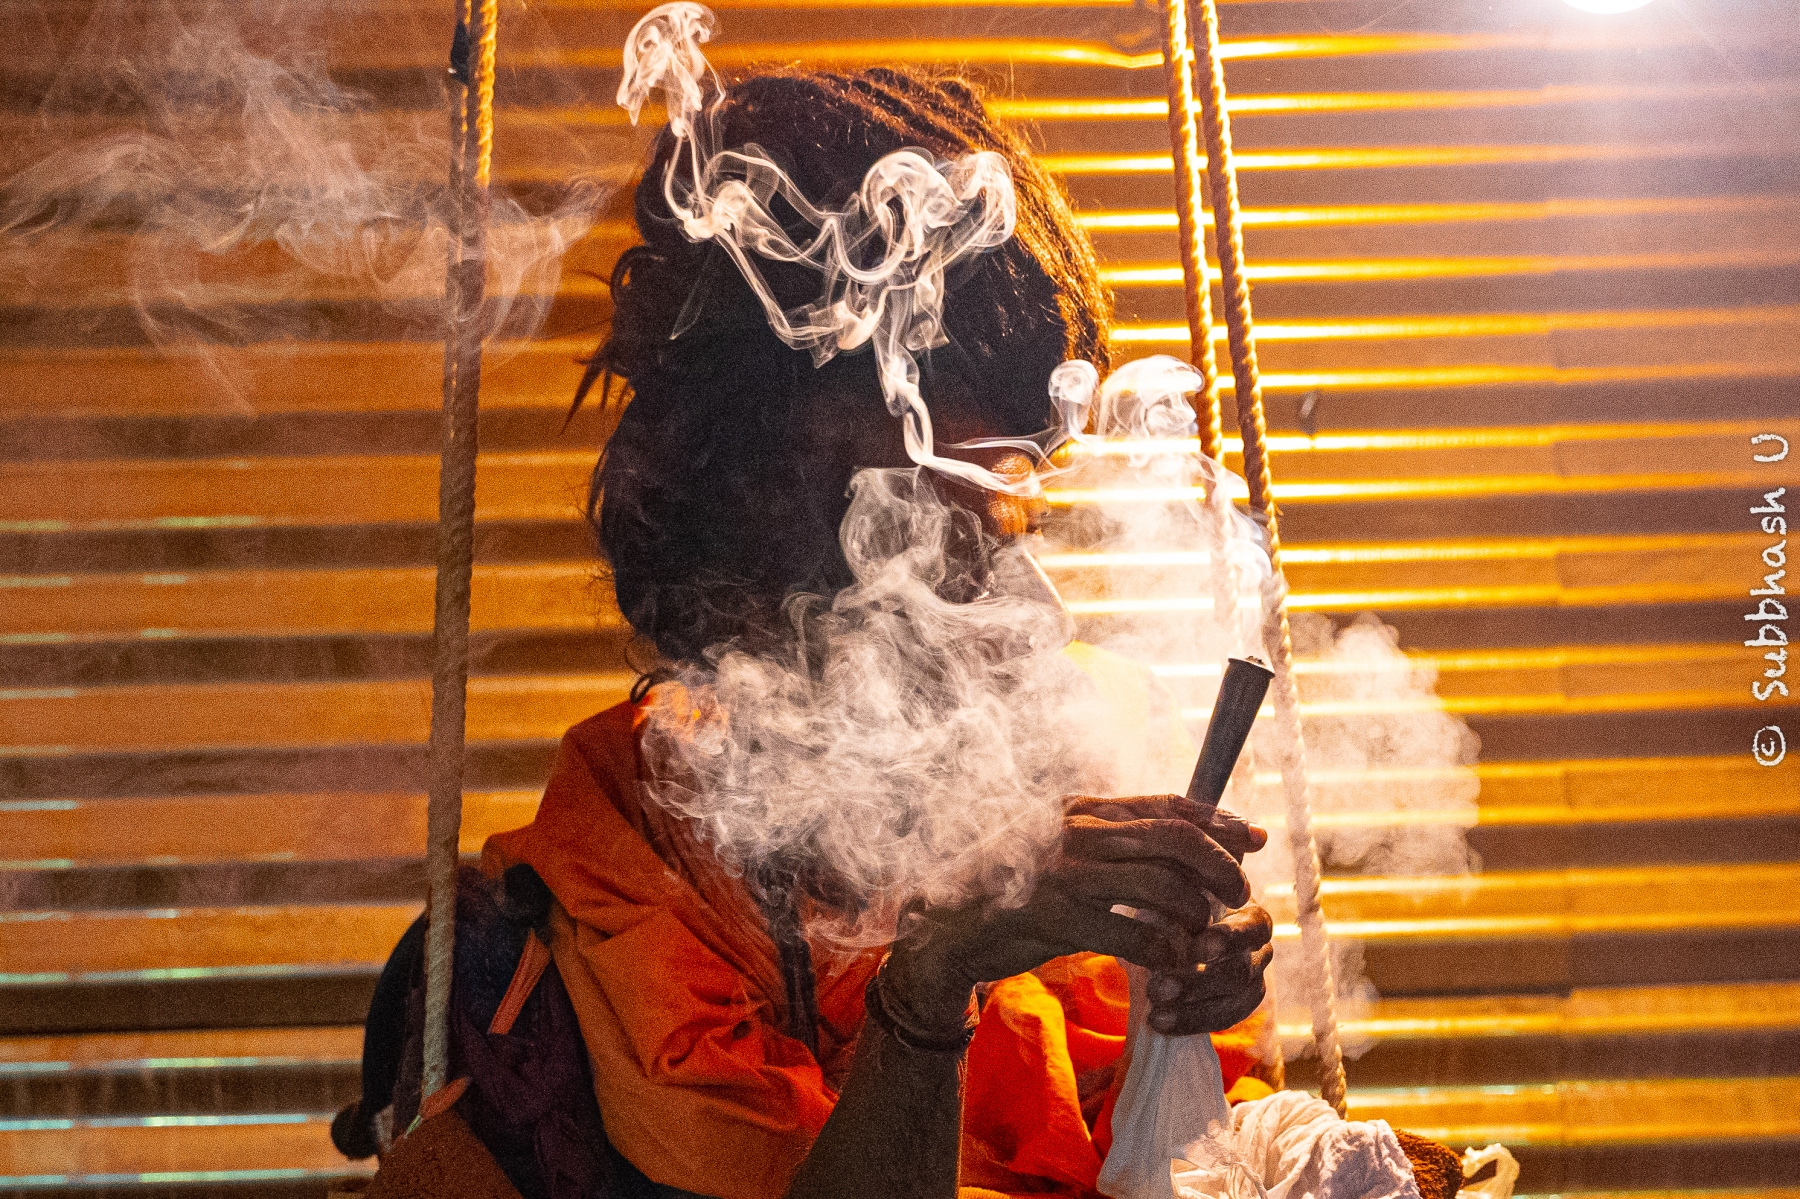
top-left (643, 468), bottom-right (1122, 944)
top-left (1, 0), bottom-right (617, 377)
top-left (624, 2), bottom-right (1478, 1029)
top-left (619, 2), bottom-right (1056, 495)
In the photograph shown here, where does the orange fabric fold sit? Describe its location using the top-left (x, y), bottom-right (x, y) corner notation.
top-left (484, 646), bottom-right (1269, 1199)
top-left (484, 704), bottom-right (879, 1199)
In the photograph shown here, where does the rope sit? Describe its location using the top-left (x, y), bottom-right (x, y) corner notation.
top-left (422, 0), bottom-right (498, 1103)
top-left (1186, 0), bottom-right (1348, 1116)
top-left (474, 0), bottom-right (499, 189)
top-left (1156, 0), bottom-right (1222, 461)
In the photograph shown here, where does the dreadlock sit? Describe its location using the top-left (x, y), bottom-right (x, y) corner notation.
top-left (575, 67), bottom-right (1112, 663)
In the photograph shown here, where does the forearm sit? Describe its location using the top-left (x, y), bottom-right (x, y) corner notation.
top-left (782, 997), bottom-right (966, 1199)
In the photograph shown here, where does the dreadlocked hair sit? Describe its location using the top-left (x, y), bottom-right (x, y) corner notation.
top-left (574, 67), bottom-right (1113, 664)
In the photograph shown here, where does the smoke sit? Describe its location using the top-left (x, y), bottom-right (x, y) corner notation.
top-left (1285, 613), bottom-right (1482, 878)
top-left (638, 356), bottom-right (1280, 946)
top-left (619, 2), bottom-right (1056, 495)
top-left (1039, 365), bottom-right (1479, 1060)
top-left (643, 469), bottom-right (1121, 944)
top-left (0, 0), bottom-right (618, 384)
top-left (627, 0), bottom-right (1477, 1032)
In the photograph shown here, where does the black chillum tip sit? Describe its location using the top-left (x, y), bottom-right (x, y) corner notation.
top-left (1185, 655), bottom-right (1274, 810)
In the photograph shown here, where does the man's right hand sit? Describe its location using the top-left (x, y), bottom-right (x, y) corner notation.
top-left (880, 794), bottom-right (1268, 1039)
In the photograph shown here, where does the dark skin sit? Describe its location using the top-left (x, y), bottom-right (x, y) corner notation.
top-left (782, 796), bottom-right (1274, 1199)
top-left (773, 446), bottom-right (1276, 1199)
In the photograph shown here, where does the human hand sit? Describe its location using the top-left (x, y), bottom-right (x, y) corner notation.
top-left (1145, 901), bottom-right (1274, 1034)
top-left (1069, 796), bottom-right (1274, 1035)
top-left (881, 794), bottom-right (1267, 1037)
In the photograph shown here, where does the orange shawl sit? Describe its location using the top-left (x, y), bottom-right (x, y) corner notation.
top-left (485, 656), bottom-right (1270, 1199)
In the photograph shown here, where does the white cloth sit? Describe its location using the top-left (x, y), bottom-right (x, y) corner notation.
top-left (1097, 957), bottom-right (1422, 1199)
top-left (1096, 964), bottom-right (1231, 1199)
top-left (1170, 1090), bottom-right (1422, 1199)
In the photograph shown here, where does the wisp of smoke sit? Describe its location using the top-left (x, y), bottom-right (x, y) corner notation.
top-left (0, 0), bottom-right (611, 372)
top-left (620, 2), bottom-right (1057, 495)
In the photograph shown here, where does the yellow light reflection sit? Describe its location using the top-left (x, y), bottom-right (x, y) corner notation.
top-left (1063, 419), bottom-right (1780, 458)
top-left (551, 33), bottom-right (1561, 73)
top-left (1037, 535), bottom-right (1755, 581)
top-left (1100, 249), bottom-right (1800, 287)
top-left (1279, 530), bottom-right (1751, 563)
top-left (1047, 468), bottom-right (1765, 508)
top-left (1075, 196), bottom-right (1800, 233)
top-left (1279, 583), bottom-right (1734, 612)
top-left (1180, 689), bottom-right (1749, 722)
top-left (1112, 305), bottom-right (1800, 344)
top-left (1042, 142), bottom-right (1741, 176)
top-left (1151, 643), bottom-right (1725, 677)
top-left (1091, 360), bottom-right (1798, 394)
top-left (992, 81), bottom-right (1795, 121)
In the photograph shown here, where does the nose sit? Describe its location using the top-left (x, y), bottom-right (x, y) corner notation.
top-left (982, 452), bottom-right (1046, 540)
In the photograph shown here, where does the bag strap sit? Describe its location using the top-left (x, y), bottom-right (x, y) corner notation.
top-left (489, 933), bottom-right (553, 1036)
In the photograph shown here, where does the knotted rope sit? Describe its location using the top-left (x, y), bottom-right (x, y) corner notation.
top-left (423, 0), bottom-right (500, 1102)
top-left (1161, 0), bottom-right (1350, 1116)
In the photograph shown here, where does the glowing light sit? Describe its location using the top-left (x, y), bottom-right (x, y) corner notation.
top-left (1022, 196), bottom-right (1800, 235)
top-left (1113, 304), bottom-right (1800, 344)
top-left (1041, 142), bottom-right (1748, 176)
top-left (991, 82), bottom-right (1796, 123)
top-left (1561, 0), bottom-right (1654, 12)
top-left (1091, 359), bottom-right (1797, 394)
top-left (1099, 249), bottom-right (1800, 287)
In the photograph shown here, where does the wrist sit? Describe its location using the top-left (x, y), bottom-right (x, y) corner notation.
top-left (880, 944), bottom-right (976, 1033)
top-left (864, 957), bottom-right (979, 1051)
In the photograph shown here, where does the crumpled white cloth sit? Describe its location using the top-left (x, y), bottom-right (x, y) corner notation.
top-left (1097, 963), bottom-right (1421, 1199)
top-left (1170, 1090), bottom-right (1422, 1199)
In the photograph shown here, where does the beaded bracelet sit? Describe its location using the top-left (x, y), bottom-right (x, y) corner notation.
top-left (863, 958), bottom-right (978, 1055)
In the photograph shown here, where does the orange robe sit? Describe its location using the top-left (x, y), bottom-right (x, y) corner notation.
top-left (485, 665), bottom-right (1269, 1199)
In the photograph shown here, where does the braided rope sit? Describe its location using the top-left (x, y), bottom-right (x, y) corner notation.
top-left (474, 0), bottom-right (500, 189)
top-left (1186, 0), bottom-right (1348, 1116)
top-left (423, 0), bottom-right (498, 1102)
top-left (1156, 0), bottom-right (1222, 460)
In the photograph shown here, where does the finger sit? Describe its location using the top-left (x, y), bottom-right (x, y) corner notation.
top-left (1158, 941), bottom-right (1274, 1004)
top-left (1190, 903), bottom-right (1274, 964)
top-left (1063, 818), bottom-right (1252, 907)
top-left (1149, 981), bottom-right (1267, 1035)
top-left (1200, 808), bottom-right (1268, 862)
top-left (1065, 794), bottom-right (1190, 822)
top-left (1149, 945), bottom-right (1273, 1033)
top-left (1051, 860), bottom-right (1217, 933)
top-left (1064, 796), bottom-right (1267, 862)
top-left (1026, 892), bottom-right (1184, 971)
top-left (1151, 937), bottom-right (1274, 1005)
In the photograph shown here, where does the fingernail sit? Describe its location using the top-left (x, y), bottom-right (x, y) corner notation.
top-left (1151, 1011), bottom-right (1176, 1032)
